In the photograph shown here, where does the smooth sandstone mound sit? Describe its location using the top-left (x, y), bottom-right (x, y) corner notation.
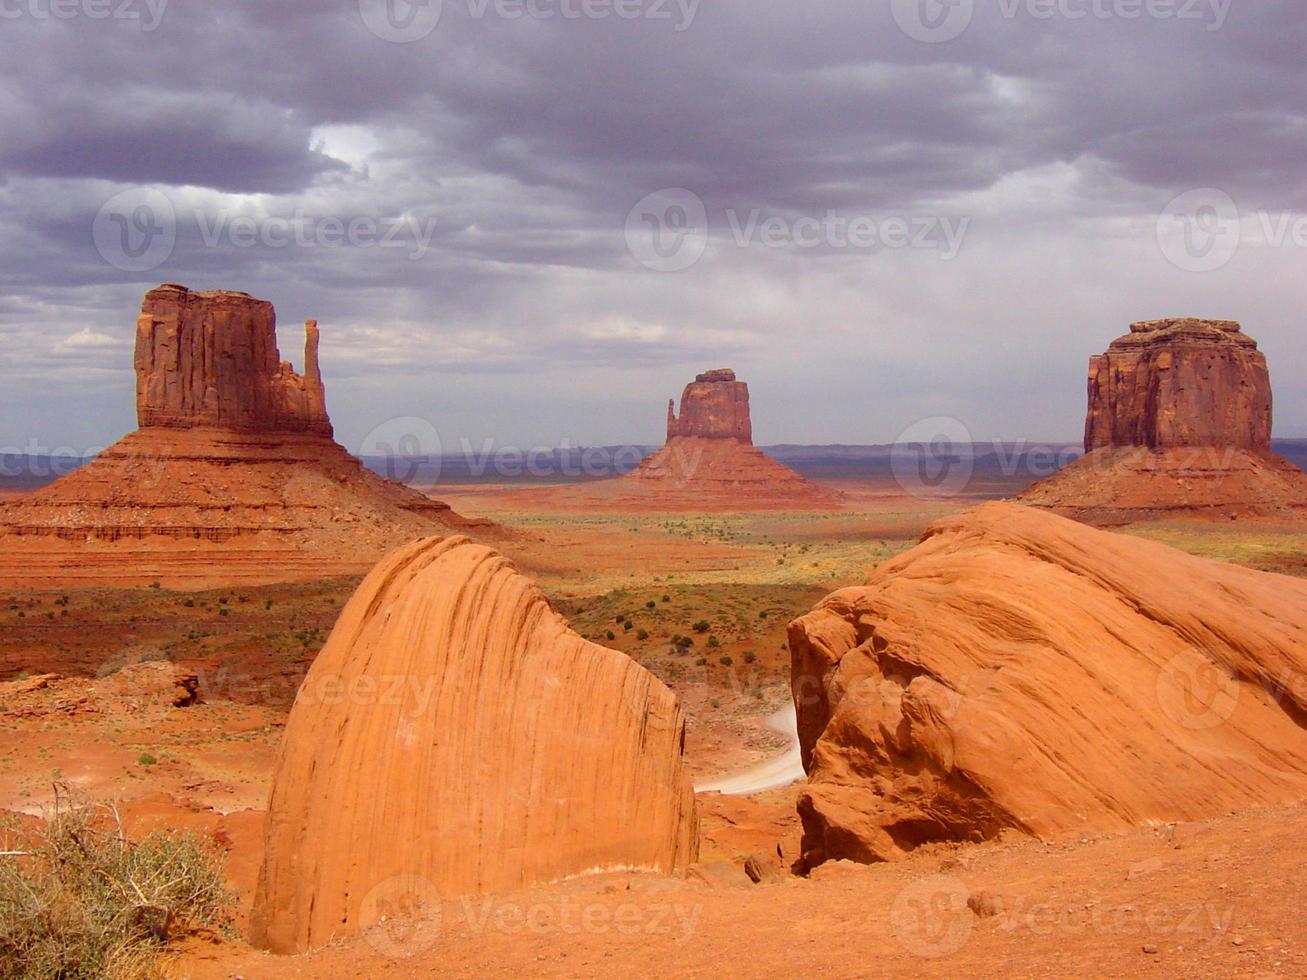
top-left (251, 535), bottom-right (699, 954)
top-left (1020, 319), bottom-right (1307, 522)
top-left (788, 502), bottom-right (1307, 870)
top-left (0, 285), bottom-right (488, 586)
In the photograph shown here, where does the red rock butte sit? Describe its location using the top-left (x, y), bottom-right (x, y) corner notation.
top-left (617, 369), bottom-right (841, 510)
top-left (0, 285), bottom-right (490, 587)
top-left (789, 501), bottom-right (1307, 871)
top-left (1019, 318), bottom-right (1307, 523)
top-left (251, 535), bottom-right (698, 954)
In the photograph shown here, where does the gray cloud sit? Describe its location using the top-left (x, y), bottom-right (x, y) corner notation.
top-left (2, 0), bottom-right (1306, 451)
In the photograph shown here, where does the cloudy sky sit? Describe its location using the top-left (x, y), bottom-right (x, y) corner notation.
top-left (2, 0), bottom-right (1304, 456)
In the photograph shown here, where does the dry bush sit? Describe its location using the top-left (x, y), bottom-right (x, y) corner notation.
top-left (0, 787), bottom-right (234, 979)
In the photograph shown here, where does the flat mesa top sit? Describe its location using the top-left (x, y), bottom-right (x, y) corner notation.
top-left (693, 369), bottom-right (738, 383)
top-left (1130, 317), bottom-right (1242, 334)
top-left (1111, 317), bottom-right (1257, 351)
top-left (151, 283), bottom-right (260, 302)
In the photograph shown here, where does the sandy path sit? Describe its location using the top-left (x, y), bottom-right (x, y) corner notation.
top-left (695, 704), bottom-right (804, 795)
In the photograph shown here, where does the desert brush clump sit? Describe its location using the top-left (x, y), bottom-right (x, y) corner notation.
top-left (0, 787), bottom-right (234, 980)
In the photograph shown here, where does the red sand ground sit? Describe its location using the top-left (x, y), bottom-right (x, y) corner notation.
top-left (1, 481), bottom-right (1304, 977)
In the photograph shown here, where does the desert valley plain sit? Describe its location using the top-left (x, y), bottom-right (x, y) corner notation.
top-left (6, 7), bottom-right (1307, 979)
top-left (0, 286), bottom-right (1305, 978)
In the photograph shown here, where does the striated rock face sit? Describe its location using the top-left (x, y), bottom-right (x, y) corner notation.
top-left (667, 369), bottom-right (753, 443)
top-left (788, 502), bottom-right (1307, 870)
top-left (136, 285), bottom-right (331, 435)
top-left (1084, 319), bottom-right (1272, 452)
top-left (251, 536), bottom-right (699, 954)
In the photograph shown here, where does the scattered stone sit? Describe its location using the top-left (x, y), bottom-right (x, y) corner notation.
top-left (744, 850), bottom-right (782, 884)
top-left (967, 891), bottom-right (1006, 919)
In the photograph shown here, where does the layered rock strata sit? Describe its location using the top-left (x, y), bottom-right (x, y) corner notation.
top-left (788, 502), bottom-right (1307, 870)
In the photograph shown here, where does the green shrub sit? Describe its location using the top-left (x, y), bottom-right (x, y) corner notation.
top-left (743, 651), bottom-right (757, 664)
top-left (636, 630), bottom-right (649, 641)
top-left (0, 793), bottom-right (234, 979)
top-left (692, 620), bottom-right (710, 634)
top-left (718, 655), bottom-right (733, 667)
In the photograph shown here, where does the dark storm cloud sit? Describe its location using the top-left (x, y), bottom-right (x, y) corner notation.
top-left (2, 0), bottom-right (1306, 449)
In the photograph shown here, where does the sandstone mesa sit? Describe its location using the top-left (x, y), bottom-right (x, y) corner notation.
top-left (0, 285), bottom-right (490, 586)
top-left (623, 368), bottom-right (842, 510)
top-left (1019, 318), bottom-right (1307, 522)
top-left (251, 535), bottom-right (698, 954)
top-left (788, 501), bottom-right (1307, 870)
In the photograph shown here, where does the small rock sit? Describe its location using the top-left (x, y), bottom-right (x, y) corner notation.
top-left (744, 851), bottom-right (782, 885)
top-left (967, 891), bottom-right (1005, 919)
top-left (1142, 944), bottom-right (1159, 955)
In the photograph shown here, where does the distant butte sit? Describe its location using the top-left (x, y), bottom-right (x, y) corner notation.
top-left (1019, 318), bottom-right (1307, 523)
top-left (0, 285), bottom-right (492, 587)
top-left (622, 368), bottom-right (842, 510)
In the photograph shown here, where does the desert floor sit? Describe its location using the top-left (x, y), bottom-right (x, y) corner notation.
top-left (2, 476), bottom-right (1306, 977)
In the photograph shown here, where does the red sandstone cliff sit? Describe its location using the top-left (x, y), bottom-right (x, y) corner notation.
top-left (1084, 318), bottom-right (1272, 452)
top-left (135, 285), bottom-right (331, 435)
top-left (666, 369), bottom-right (753, 443)
top-left (1020, 318), bottom-right (1306, 523)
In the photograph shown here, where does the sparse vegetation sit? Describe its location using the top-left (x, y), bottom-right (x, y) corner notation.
top-left (0, 791), bottom-right (234, 979)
